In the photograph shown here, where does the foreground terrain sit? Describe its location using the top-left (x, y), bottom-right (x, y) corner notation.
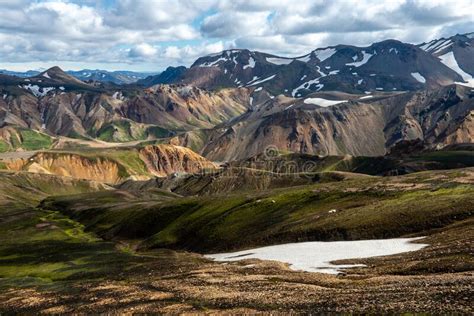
top-left (0, 166), bottom-right (472, 313)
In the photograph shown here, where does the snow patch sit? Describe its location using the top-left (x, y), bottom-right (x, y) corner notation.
top-left (266, 57), bottom-right (293, 65)
top-left (292, 66), bottom-right (327, 96)
top-left (433, 40), bottom-right (452, 54)
top-left (357, 79), bottom-right (363, 85)
top-left (439, 52), bottom-right (474, 87)
top-left (43, 72), bottom-right (51, 79)
top-left (346, 51), bottom-right (373, 67)
top-left (292, 78), bottom-right (321, 97)
top-left (206, 237), bottom-right (427, 274)
top-left (296, 54), bottom-right (311, 63)
top-left (420, 39), bottom-right (441, 51)
top-left (22, 84), bottom-right (54, 97)
top-left (199, 57), bottom-right (227, 67)
top-left (429, 39), bottom-right (449, 52)
top-left (247, 74), bottom-right (276, 86)
top-left (246, 76), bottom-right (259, 84)
top-left (389, 48), bottom-right (399, 54)
top-left (254, 87), bottom-right (263, 92)
top-left (303, 98), bottom-right (347, 107)
top-left (243, 56), bottom-right (256, 69)
top-left (112, 91), bottom-right (122, 100)
top-left (359, 95), bottom-right (373, 100)
top-left (313, 48), bottom-right (337, 62)
top-left (411, 72), bottom-right (426, 83)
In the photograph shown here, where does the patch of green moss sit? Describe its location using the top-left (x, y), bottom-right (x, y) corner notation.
top-left (18, 129), bottom-right (53, 150)
top-left (0, 140), bottom-right (9, 153)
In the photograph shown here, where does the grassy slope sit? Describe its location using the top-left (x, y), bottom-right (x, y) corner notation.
top-left (24, 148), bottom-right (151, 178)
top-left (4, 128), bottom-right (54, 151)
top-left (231, 150), bottom-right (474, 178)
top-left (43, 168), bottom-right (474, 258)
top-left (0, 171), bottom-right (157, 289)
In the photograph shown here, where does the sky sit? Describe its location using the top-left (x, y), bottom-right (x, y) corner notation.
top-left (0, 0), bottom-right (472, 72)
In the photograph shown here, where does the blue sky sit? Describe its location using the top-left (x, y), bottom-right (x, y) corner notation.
top-left (0, 0), bottom-right (472, 72)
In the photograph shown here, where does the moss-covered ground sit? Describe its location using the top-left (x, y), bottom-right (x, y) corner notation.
top-left (43, 168), bottom-right (474, 255)
top-left (0, 167), bottom-right (472, 313)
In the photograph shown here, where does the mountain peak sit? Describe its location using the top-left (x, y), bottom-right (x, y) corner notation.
top-left (36, 66), bottom-right (88, 86)
top-left (41, 66), bottom-right (66, 77)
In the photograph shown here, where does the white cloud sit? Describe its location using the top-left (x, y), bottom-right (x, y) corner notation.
top-left (128, 43), bottom-right (158, 59)
top-left (0, 0), bottom-right (472, 71)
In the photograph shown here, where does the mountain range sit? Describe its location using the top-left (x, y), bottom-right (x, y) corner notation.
top-left (140, 32), bottom-right (474, 95)
top-left (0, 68), bottom-right (158, 85)
top-left (0, 32), bottom-right (473, 160)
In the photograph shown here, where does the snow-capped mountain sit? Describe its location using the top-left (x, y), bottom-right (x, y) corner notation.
top-left (0, 69), bottom-right (155, 85)
top-left (150, 35), bottom-right (473, 96)
top-left (68, 70), bottom-right (156, 85)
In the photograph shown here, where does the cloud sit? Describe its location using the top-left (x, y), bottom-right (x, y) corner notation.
top-left (128, 43), bottom-right (158, 59)
top-left (0, 0), bottom-right (472, 71)
top-left (201, 11), bottom-right (271, 38)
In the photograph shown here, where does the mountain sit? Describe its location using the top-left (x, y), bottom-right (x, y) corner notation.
top-left (164, 39), bottom-right (470, 96)
top-left (170, 84), bottom-right (474, 161)
top-left (1, 34), bottom-right (473, 155)
top-left (137, 66), bottom-right (187, 86)
top-left (67, 69), bottom-right (157, 84)
top-left (0, 67), bottom-right (251, 145)
top-left (37, 66), bottom-right (91, 86)
top-left (0, 68), bottom-right (155, 85)
top-left (2, 144), bottom-right (217, 182)
top-left (0, 66), bottom-right (96, 98)
top-left (0, 69), bottom-right (40, 77)
top-left (418, 32), bottom-right (474, 86)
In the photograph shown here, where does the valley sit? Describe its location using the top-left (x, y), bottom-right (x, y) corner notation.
top-left (0, 166), bottom-right (472, 313)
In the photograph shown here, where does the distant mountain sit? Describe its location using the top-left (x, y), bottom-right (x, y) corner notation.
top-left (68, 69), bottom-right (158, 85)
top-left (137, 66), bottom-right (187, 86)
top-left (0, 68), bottom-right (156, 85)
top-left (0, 66), bottom-right (95, 98)
top-left (156, 37), bottom-right (473, 96)
top-left (0, 69), bottom-right (40, 78)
